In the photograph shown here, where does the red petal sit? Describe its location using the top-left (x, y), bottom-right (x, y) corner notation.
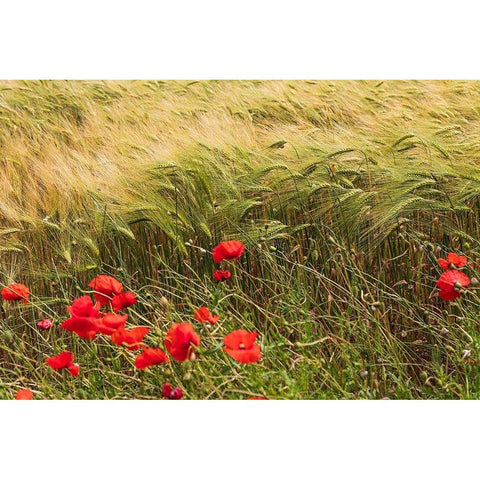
top-left (60, 317), bottom-right (98, 340)
top-left (46, 351), bottom-right (74, 369)
top-left (224, 344), bottom-right (261, 364)
top-left (135, 348), bottom-right (169, 369)
top-left (15, 389), bottom-right (33, 400)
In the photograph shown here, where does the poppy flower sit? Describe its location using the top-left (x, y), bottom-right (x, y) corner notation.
top-left (15, 389), bottom-right (33, 400)
top-left (67, 363), bottom-right (80, 377)
top-left (111, 326), bottom-right (150, 350)
top-left (164, 323), bottom-right (200, 361)
top-left (134, 348), bottom-right (169, 369)
top-left (37, 318), bottom-right (54, 330)
top-left (46, 350), bottom-right (79, 376)
top-left (212, 240), bottom-right (245, 263)
top-left (61, 316), bottom-right (98, 340)
top-left (88, 275), bottom-right (123, 306)
top-left (61, 296), bottom-right (102, 340)
top-left (66, 295), bottom-right (101, 319)
top-left (213, 270), bottom-right (231, 282)
top-left (436, 270), bottom-right (471, 301)
top-left (96, 313), bottom-right (128, 335)
top-left (438, 253), bottom-right (467, 270)
top-left (247, 396), bottom-right (268, 400)
top-left (194, 306), bottom-right (219, 325)
top-left (1, 283), bottom-right (30, 304)
top-left (162, 383), bottom-right (183, 399)
top-left (111, 291), bottom-right (137, 312)
top-left (223, 330), bottom-right (261, 364)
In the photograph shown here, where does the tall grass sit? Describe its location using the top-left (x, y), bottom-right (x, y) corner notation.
top-left (1, 80), bottom-right (480, 399)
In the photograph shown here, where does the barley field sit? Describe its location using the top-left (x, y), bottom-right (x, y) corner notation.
top-left (1, 80), bottom-right (480, 399)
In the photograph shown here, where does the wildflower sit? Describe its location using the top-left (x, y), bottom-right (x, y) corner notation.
top-left (212, 240), bottom-right (244, 263)
top-left (194, 306), bottom-right (219, 325)
top-left (96, 313), bottom-right (128, 335)
top-left (111, 291), bottom-right (137, 312)
top-left (223, 330), bottom-right (261, 364)
top-left (135, 348), bottom-right (169, 369)
top-left (213, 270), bottom-right (231, 282)
top-left (46, 351), bottom-right (79, 377)
top-left (37, 318), bottom-right (54, 330)
top-left (60, 317), bottom-right (98, 340)
top-left (67, 364), bottom-right (80, 377)
top-left (1, 283), bottom-right (30, 304)
top-left (162, 383), bottom-right (183, 399)
top-left (66, 295), bottom-right (101, 319)
top-left (61, 296), bottom-right (101, 340)
top-left (436, 270), bottom-right (471, 301)
top-left (88, 275), bottom-right (123, 306)
top-left (438, 253), bottom-right (467, 270)
top-left (15, 389), bottom-right (33, 400)
top-left (247, 396), bottom-right (267, 400)
top-left (111, 326), bottom-right (150, 350)
top-left (164, 323), bottom-right (200, 361)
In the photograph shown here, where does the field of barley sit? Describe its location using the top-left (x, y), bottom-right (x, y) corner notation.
top-left (1, 80), bottom-right (480, 399)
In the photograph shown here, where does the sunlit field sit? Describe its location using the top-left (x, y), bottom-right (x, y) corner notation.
top-left (2, 80), bottom-right (480, 399)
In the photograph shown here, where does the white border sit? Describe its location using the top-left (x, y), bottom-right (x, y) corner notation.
top-left (1, 400), bottom-right (478, 479)
top-left (1, 0), bottom-right (480, 79)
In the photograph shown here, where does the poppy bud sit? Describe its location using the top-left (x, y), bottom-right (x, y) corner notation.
top-left (360, 370), bottom-right (368, 378)
top-left (159, 296), bottom-right (169, 310)
top-left (471, 277), bottom-right (479, 286)
top-left (189, 351), bottom-right (197, 361)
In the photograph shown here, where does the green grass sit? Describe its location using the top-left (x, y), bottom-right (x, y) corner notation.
top-left (1, 80), bottom-right (480, 399)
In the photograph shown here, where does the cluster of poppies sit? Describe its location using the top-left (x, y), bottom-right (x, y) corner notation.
top-left (436, 252), bottom-right (472, 301)
top-left (2, 240), bottom-right (263, 400)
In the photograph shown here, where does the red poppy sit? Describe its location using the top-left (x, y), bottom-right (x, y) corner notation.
top-left (15, 389), bottom-right (33, 400)
top-left (111, 326), bottom-right (150, 350)
top-left (37, 318), bottom-right (54, 330)
top-left (212, 240), bottom-right (244, 263)
top-left (438, 253), bottom-right (467, 270)
top-left (135, 348), bottom-right (170, 369)
top-left (247, 396), bottom-right (268, 400)
top-left (67, 363), bottom-right (80, 377)
top-left (213, 270), bottom-right (231, 282)
top-left (66, 295), bottom-right (101, 319)
top-left (162, 383), bottom-right (183, 399)
top-left (46, 350), bottom-right (79, 376)
top-left (61, 296), bottom-right (102, 340)
top-left (194, 306), bottom-right (219, 325)
top-left (96, 313), bottom-right (128, 335)
top-left (61, 316), bottom-right (98, 340)
top-left (164, 323), bottom-right (200, 361)
top-left (436, 270), bottom-right (471, 301)
top-left (88, 275), bottom-right (123, 305)
top-left (223, 330), bottom-right (261, 364)
top-left (111, 291), bottom-right (137, 312)
top-left (1, 283), bottom-right (30, 304)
